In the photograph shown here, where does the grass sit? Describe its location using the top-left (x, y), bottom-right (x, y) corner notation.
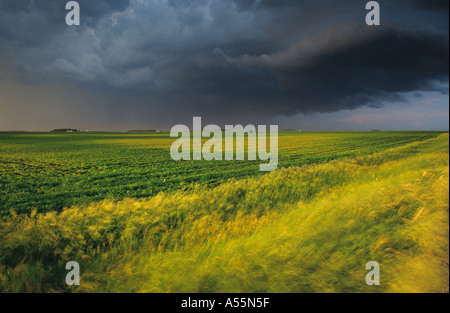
top-left (0, 131), bottom-right (440, 216)
top-left (0, 133), bottom-right (448, 293)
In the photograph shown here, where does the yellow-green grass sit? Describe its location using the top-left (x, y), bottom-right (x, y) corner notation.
top-left (0, 134), bottom-right (448, 293)
top-left (0, 131), bottom-right (440, 215)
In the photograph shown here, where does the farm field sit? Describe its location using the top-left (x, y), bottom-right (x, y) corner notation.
top-left (0, 131), bottom-right (448, 293)
top-left (0, 131), bottom-right (441, 216)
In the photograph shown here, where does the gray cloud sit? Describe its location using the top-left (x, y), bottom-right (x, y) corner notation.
top-left (413, 0), bottom-right (449, 10)
top-left (211, 23), bottom-right (448, 113)
top-left (0, 0), bottom-right (448, 129)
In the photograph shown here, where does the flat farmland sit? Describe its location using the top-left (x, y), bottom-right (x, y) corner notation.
top-left (0, 131), bottom-right (440, 216)
top-left (0, 131), bottom-right (448, 293)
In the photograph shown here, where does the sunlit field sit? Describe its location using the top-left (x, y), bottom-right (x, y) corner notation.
top-left (0, 132), bottom-right (448, 292)
top-left (0, 131), bottom-right (439, 215)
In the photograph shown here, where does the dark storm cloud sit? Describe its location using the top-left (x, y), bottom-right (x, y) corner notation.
top-left (413, 0), bottom-right (449, 11)
top-left (210, 23), bottom-right (448, 114)
top-left (0, 0), bottom-right (131, 19)
top-left (0, 0), bottom-right (448, 128)
top-left (0, 0), bottom-right (131, 47)
top-left (243, 0), bottom-right (450, 11)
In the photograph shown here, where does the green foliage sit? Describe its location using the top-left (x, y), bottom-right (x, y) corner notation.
top-left (0, 133), bottom-right (448, 293)
top-left (0, 131), bottom-right (440, 216)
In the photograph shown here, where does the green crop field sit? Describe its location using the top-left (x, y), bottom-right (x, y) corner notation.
top-left (0, 131), bottom-right (440, 216)
top-left (0, 131), bottom-right (448, 293)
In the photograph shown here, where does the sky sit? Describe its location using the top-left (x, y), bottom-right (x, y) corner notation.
top-left (0, 0), bottom-right (448, 131)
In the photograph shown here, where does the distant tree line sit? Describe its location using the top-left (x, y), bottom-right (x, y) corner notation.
top-left (127, 130), bottom-right (159, 133)
top-left (51, 129), bottom-right (79, 133)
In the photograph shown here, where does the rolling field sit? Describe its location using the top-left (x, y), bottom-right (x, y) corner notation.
top-left (0, 131), bottom-right (448, 292)
top-left (0, 131), bottom-right (440, 216)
